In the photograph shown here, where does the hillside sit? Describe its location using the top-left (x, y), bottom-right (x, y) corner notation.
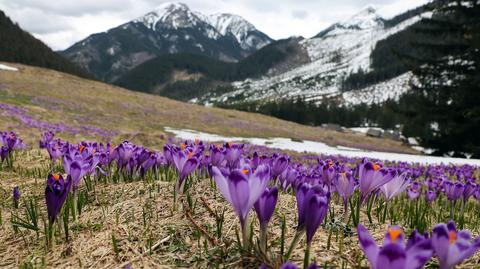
top-left (114, 37), bottom-right (308, 101)
top-left (0, 11), bottom-right (91, 79)
top-left (61, 2), bottom-right (273, 82)
top-left (0, 62), bottom-right (416, 154)
top-left (193, 3), bottom-right (438, 106)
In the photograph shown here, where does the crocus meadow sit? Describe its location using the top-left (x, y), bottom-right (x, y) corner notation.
top-left (4, 130), bottom-right (480, 268)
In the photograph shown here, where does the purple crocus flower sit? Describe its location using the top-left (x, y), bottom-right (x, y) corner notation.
top-left (431, 220), bottom-right (480, 269)
top-left (1, 131), bottom-right (25, 151)
top-left (45, 173), bottom-right (72, 222)
top-left (296, 183), bottom-right (329, 244)
top-left (279, 167), bottom-right (298, 191)
top-left (357, 224), bottom-right (433, 269)
top-left (462, 182), bottom-right (476, 202)
top-left (425, 190), bottom-right (438, 204)
top-left (407, 182), bottom-right (421, 200)
top-left (0, 146), bottom-right (7, 162)
top-left (46, 140), bottom-right (63, 162)
top-left (271, 156), bottom-right (289, 179)
top-left (39, 131), bottom-right (55, 149)
top-left (254, 187), bottom-right (278, 226)
top-left (444, 181), bottom-right (464, 201)
top-left (13, 186), bottom-right (20, 208)
top-left (321, 160), bottom-right (336, 189)
top-left (224, 143), bottom-right (243, 167)
top-left (380, 172), bottom-right (410, 201)
top-left (172, 150), bottom-right (199, 191)
top-left (254, 187), bottom-right (278, 252)
top-left (334, 170), bottom-right (356, 221)
top-left (358, 160), bottom-right (394, 202)
top-left (211, 164), bottom-right (270, 248)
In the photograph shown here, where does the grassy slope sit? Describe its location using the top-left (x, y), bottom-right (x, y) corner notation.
top-left (0, 62), bottom-right (416, 154)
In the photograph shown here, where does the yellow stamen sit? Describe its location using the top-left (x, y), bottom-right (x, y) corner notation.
top-left (195, 138), bottom-right (200, 145)
top-left (388, 228), bottom-right (402, 243)
top-left (92, 148), bottom-right (96, 154)
top-left (449, 231), bottom-right (456, 244)
top-left (180, 143), bottom-right (186, 150)
top-left (53, 173), bottom-right (60, 181)
top-left (373, 164), bottom-right (381, 171)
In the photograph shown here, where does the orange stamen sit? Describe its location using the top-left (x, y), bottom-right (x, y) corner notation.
top-left (241, 169), bottom-right (249, 175)
top-left (187, 152), bottom-right (194, 159)
top-left (373, 164), bottom-right (381, 171)
top-left (92, 148), bottom-right (96, 154)
top-left (53, 173), bottom-right (60, 181)
top-left (180, 143), bottom-right (186, 150)
top-left (79, 145), bottom-right (85, 153)
top-left (449, 231), bottom-right (456, 244)
top-left (388, 228), bottom-right (402, 243)
top-left (328, 161), bottom-right (333, 168)
top-left (195, 138), bottom-right (200, 145)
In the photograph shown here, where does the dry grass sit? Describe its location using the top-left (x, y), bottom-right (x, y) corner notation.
top-left (0, 62), bottom-right (416, 154)
top-left (1, 150), bottom-right (480, 268)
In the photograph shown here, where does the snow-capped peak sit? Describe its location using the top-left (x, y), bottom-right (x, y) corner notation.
top-left (338, 5), bottom-right (384, 29)
top-left (206, 13), bottom-right (270, 49)
top-left (206, 13), bottom-right (256, 38)
top-left (132, 2), bottom-right (272, 51)
top-left (134, 2), bottom-right (205, 30)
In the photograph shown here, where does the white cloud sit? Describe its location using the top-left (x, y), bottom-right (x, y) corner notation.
top-left (0, 0), bottom-right (432, 50)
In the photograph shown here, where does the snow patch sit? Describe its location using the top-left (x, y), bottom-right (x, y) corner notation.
top-left (0, 64), bottom-right (18, 71)
top-left (164, 127), bottom-right (480, 166)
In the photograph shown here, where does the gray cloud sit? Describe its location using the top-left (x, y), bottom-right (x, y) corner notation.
top-left (291, 10), bottom-right (308, 19)
top-left (0, 0), bottom-right (431, 50)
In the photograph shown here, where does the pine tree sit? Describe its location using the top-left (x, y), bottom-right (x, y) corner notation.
top-left (402, 0), bottom-right (480, 157)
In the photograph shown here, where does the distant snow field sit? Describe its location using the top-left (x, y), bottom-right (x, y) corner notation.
top-left (165, 127), bottom-right (480, 166)
top-left (0, 64), bottom-right (18, 71)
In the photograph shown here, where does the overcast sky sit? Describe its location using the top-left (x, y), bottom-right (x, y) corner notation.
top-left (0, 0), bottom-right (431, 51)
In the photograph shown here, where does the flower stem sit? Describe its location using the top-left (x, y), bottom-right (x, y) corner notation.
top-left (303, 242), bottom-right (311, 269)
top-left (286, 230), bottom-right (303, 261)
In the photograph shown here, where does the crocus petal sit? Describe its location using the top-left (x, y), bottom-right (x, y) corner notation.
top-left (179, 158), bottom-right (198, 184)
top-left (376, 244), bottom-right (406, 269)
top-left (212, 166), bottom-right (232, 204)
top-left (357, 224), bottom-right (379, 266)
top-left (247, 164), bottom-right (270, 208)
top-left (228, 170), bottom-right (250, 225)
top-left (405, 239), bottom-right (434, 269)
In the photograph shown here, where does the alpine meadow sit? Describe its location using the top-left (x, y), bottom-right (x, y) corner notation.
top-left (0, 0), bottom-right (479, 268)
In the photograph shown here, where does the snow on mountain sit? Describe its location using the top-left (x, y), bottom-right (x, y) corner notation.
top-left (336, 5), bottom-right (384, 30)
top-left (133, 2), bottom-right (271, 51)
top-left (63, 1), bottom-right (272, 82)
top-left (342, 72), bottom-right (413, 106)
top-left (206, 13), bottom-right (271, 51)
top-left (199, 7), bottom-right (431, 106)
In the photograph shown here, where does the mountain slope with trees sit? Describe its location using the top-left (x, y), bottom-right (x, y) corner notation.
top-left (0, 10), bottom-right (91, 79)
top-left (113, 37), bottom-right (307, 101)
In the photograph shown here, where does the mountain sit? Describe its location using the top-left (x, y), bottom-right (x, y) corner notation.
top-left (192, 3), bottom-right (438, 106)
top-left (0, 10), bottom-right (91, 79)
top-left (113, 37), bottom-right (308, 102)
top-left (61, 2), bottom-right (273, 82)
top-left (0, 62), bottom-right (414, 154)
